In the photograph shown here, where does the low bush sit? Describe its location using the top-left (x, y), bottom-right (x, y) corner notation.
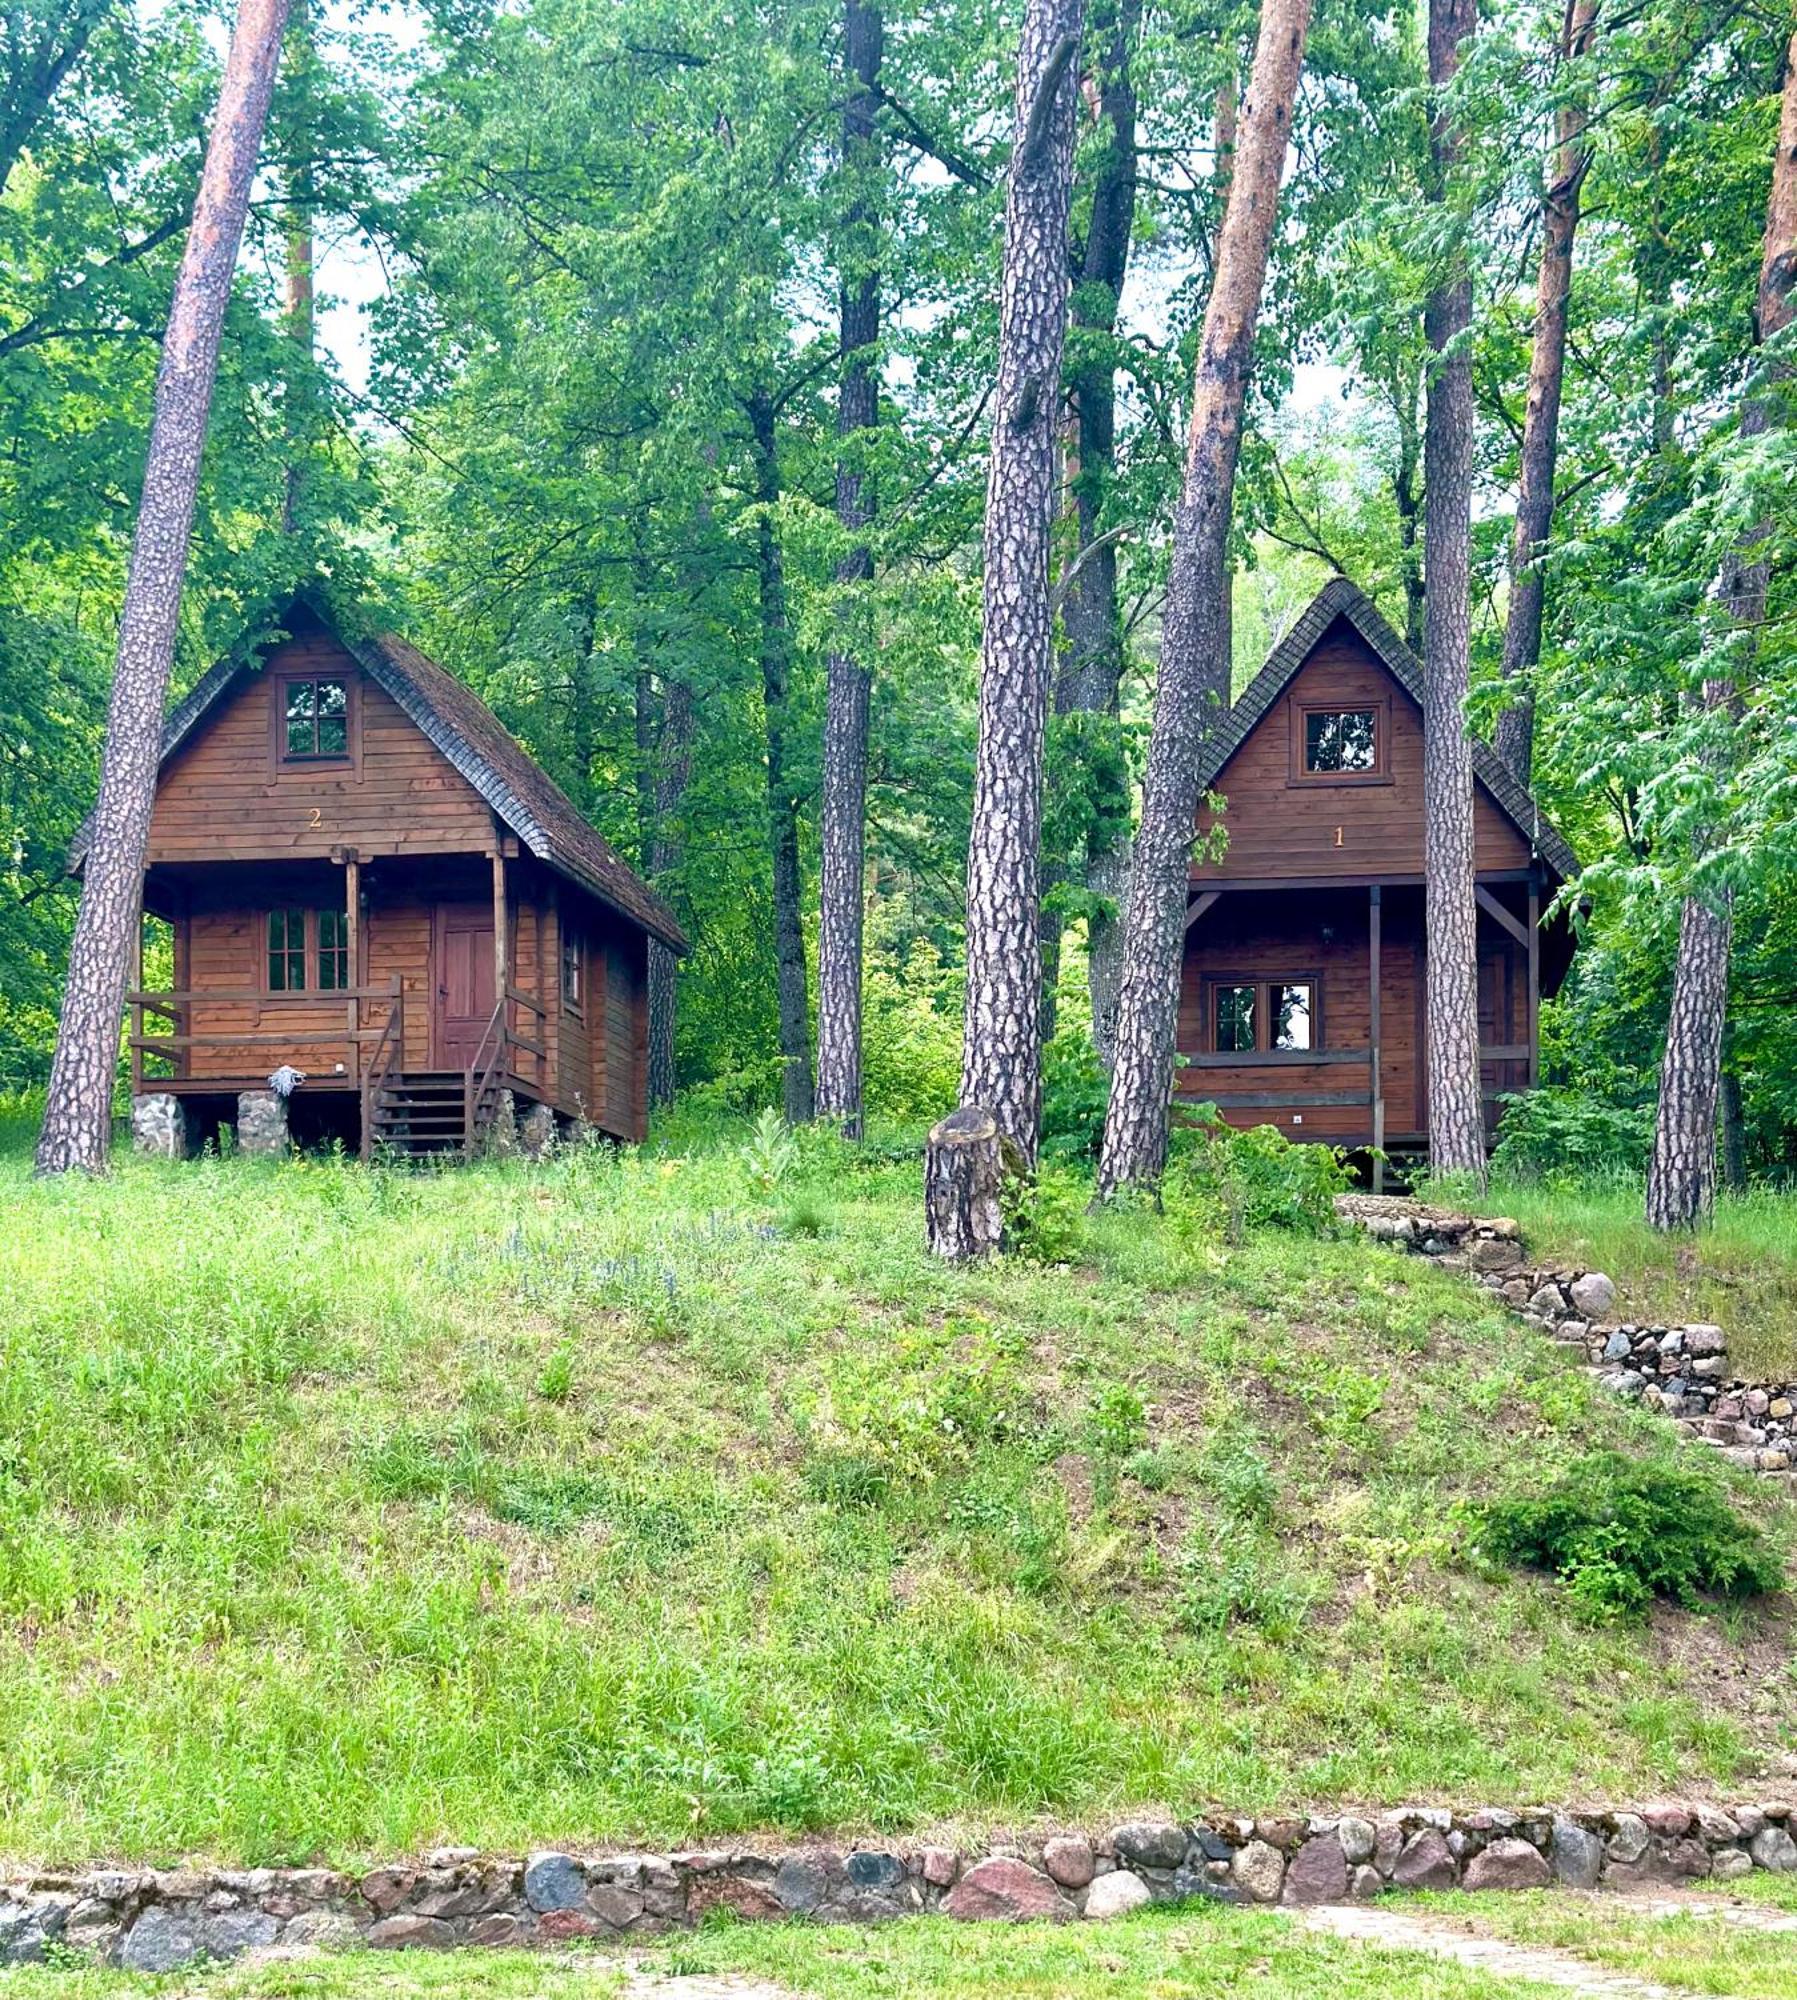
top-left (1490, 1087), bottom-right (1653, 1184)
top-left (1477, 1451), bottom-right (1784, 1620)
top-left (1165, 1115), bottom-right (1351, 1240)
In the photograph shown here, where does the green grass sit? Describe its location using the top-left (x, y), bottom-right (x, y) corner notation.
top-left (1429, 1886), bottom-right (1797, 1998)
top-left (1480, 1175), bottom-right (1797, 1381)
top-left (0, 1113), bottom-right (1792, 1865)
top-left (0, 1910), bottom-right (1577, 2000)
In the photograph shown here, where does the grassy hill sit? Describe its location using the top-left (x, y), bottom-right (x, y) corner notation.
top-left (0, 1107), bottom-right (1792, 1867)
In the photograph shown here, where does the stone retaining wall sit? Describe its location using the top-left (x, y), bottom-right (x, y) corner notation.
top-left (3, 1803), bottom-right (1796, 1967)
top-left (1336, 1196), bottom-right (1796, 1475)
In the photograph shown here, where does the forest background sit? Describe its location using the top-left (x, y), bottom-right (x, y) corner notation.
top-left (2, 0), bottom-right (1794, 1182)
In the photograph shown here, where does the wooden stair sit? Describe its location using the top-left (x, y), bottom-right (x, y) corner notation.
top-left (369, 1070), bottom-right (489, 1158)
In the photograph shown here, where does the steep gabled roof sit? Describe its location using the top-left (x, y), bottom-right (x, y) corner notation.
top-left (1200, 576), bottom-right (1580, 881)
top-left (70, 596), bottom-right (689, 954)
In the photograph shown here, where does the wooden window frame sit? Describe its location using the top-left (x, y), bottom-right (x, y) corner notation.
top-left (262, 905), bottom-right (351, 997)
top-left (272, 670), bottom-right (360, 773)
top-left (266, 906), bottom-right (309, 994)
top-left (560, 925), bottom-right (585, 1018)
top-left (1203, 972), bottom-right (1324, 1056)
top-left (1288, 696), bottom-right (1390, 786)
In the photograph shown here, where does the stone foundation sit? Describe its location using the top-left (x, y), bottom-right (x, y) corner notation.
top-left (520, 1102), bottom-right (557, 1161)
top-left (235, 1090), bottom-right (290, 1158)
top-left (130, 1093), bottom-right (190, 1161)
top-left (1336, 1196), bottom-right (1796, 1475)
top-left (2, 1803), bottom-right (1792, 1965)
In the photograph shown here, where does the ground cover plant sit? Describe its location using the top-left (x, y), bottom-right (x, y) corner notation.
top-left (0, 1112), bottom-right (1793, 1866)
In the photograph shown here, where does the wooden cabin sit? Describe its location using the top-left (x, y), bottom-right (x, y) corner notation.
top-left (1180, 578), bottom-right (1578, 1181)
top-left (72, 594), bottom-right (687, 1159)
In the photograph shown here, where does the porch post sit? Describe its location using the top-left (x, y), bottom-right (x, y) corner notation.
top-left (491, 849), bottom-right (510, 1063)
top-left (342, 848), bottom-right (361, 1087)
top-left (130, 899), bottom-right (144, 1097)
top-left (1526, 869), bottom-right (1540, 1090)
top-left (1369, 883), bottom-right (1384, 1194)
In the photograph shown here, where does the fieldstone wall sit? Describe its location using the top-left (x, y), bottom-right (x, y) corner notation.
top-left (1336, 1196), bottom-right (1796, 1476)
top-left (130, 1093), bottom-right (190, 1161)
top-left (2, 1803), bottom-right (1794, 1966)
top-left (235, 1090), bottom-right (290, 1158)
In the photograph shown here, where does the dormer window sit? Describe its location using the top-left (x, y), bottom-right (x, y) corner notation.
top-left (1290, 696), bottom-right (1389, 784)
top-left (283, 676), bottom-right (350, 760)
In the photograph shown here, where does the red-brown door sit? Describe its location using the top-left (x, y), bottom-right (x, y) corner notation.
top-left (433, 904), bottom-right (495, 1069)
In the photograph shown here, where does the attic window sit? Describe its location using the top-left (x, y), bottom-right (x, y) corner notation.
top-left (1305, 708), bottom-right (1377, 773)
top-left (1290, 697), bottom-right (1389, 784)
top-left (283, 676), bottom-right (350, 760)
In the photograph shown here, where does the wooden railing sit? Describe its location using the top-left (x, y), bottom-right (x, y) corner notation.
top-left (358, 992), bottom-right (406, 1164)
top-left (465, 997), bottom-right (508, 1160)
top-left (127, 978), bottom-right (404, 1089)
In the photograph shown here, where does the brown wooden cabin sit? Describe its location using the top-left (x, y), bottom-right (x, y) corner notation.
top-left (71, 594), bottom-right (688, 1159)
top-left (1180, 578), bottom-right (1578, 1183)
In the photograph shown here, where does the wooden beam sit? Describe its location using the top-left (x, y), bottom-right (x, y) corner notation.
top-left (130, 906), bottom-right (145, 1095)
top-left (1184, 1046), bottom-right (1369, 1069)
top-left (491, 850), bottom-right (510, 1022)
top-left (1194, 1089), bottom-right (1368, 1109)
top-left (1369, 883), bottom-right (1384, 1194)
top-left (1184, 889), bottom-right (1221, 932)
top-left (344, 853), bottom-right (362, 1089)
top-left (1527, 873), bottom-right (1541, 1088)
top-left (1473, 883), bottom-right (1530, 948)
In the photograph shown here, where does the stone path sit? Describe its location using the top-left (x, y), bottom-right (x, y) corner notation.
top-left (1296, 1902), bottom-right (1682, 1997)
top-left (620, 1977), bottom-right (793, 2000)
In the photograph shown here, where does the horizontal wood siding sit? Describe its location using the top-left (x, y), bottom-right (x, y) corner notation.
top-left (147, 635), bottom-right (494, 866)
top-left (1193, 623), bottom-right (1534, 882)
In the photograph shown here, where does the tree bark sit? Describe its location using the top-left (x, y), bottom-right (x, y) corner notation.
top-left (959, 0), bottom-right (1084, 1161)
top-left (36, 0), bottom-right (291, 1176)
top-left (1096, 0), bottom-right (1310, 1197)
top-left (815, 0), bottom-right (882, 1138)
top-left (1493, 0), bottom-right (1599, 784)
top-left (645, 676), bottom-right (692, 1111)
top-left (1646, 29), bottom-right (1796, 1230)
top-left (1420, 0), bottom-right (1487, 1187)
top-left (925, 1106), bottom-right (1011, 1261)
top-left (747, 387), bottom-right (816, 1125)
top-left (279, 0), bottom-right (314, 535)
top-left (1053, 0), bottom-right (1139, 1070)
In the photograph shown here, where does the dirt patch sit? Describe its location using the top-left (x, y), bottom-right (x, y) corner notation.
top-left (1646, 1597), bottom-right (1797, 1748)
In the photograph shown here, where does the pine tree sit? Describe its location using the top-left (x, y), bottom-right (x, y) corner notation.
top-left (1096, 0), bottom-right (1312, 1196)
top-left (36, 0), bottom-right (292, 1176)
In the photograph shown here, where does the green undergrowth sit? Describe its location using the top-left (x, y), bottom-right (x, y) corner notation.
top-left (1476, 1175), bottom-right (1797, 1382)
top-left (0, 1114), bottom-right (1792, 1865)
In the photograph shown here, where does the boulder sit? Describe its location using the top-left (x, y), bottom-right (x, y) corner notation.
top-left (1549, 1821), bottom-right (1603, 1890)
top-left (282, 1910), bottom-right (364, 1952)
top-left (1569, 1272), bottom-right (1617, 1319)
top-left (1527, 1284), bottom-right (1568, 1318)
top-left (687, 1873), bottom-right (783, 1921)
top-left (1750, 1826), bottom-right (1797, 1873)
top-left (1282, 1836), bottom-right (1348, 1906)
top-left (1391, 1829), bottom-right (1456, 1892)
top-left (202, 1910), bottom-right (279, 1959)
top-left (523, 1853), bottom-right (587, 1913)
top-left (942, 1858), bottom-right (1069, 1922)
top-left (920, 1848), bottom-right (959, 1888)
top-left (586, 1884), bottom-right (646, 1929)
top-left (119, 1908), bottom-right (204, 1972)
top-left (1043, 1837), bottom-right (1096, 1889)
top-left (1337, 1817), bottom-right (1377, 1866)
top-left (1462, 1838), bottom-right (1551, 1892)
top-left (468, 1914), bottom-right (526, 1948)
top-left (772, 1858), bottom-right (830, 1915)
top-left (367, 1916), bottom-right (455, 1950)
top-left (1230, 1840), bottom-right (1286, 1904)
top-left (1607, 1815), bottom-right (1649, 1864)
top-left (1082, 1871), bottom-right (1152, 1921)
top-left (1467, 1237), bottom-right (1523, 1272)
top-left (845, 1851), bottom-right (906, 1893)
top-left (1111, 1821), bottom-right (1188, 1870)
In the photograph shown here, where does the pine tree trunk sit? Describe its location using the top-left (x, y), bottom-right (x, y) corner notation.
top-left (1420, 0), bottom-right (1487, 1187)
top-left (1096, 0), bottom-right (1311, 1197)
top-left (646, 677), bottom-right (693, 1111)
top-left (959, 0), bottom-right (1084, 1161)
top-left (280, 0), bottom-right (314, 534)
top-left (1394, 365), bottom-right (1425, 651)
top-left (36, 0), bottom-right (291, 1177)
top-left (815, 0), bottom-right (881, 1138)
top-left (1054, 0), bottom-right (1139, 1070)
top-left (1646, 29), bottom-right (1795, 1230)
top-left (747, 388), bottom-right (815, 1125)
top-left (1493, 0), bottom-right (1598, 784)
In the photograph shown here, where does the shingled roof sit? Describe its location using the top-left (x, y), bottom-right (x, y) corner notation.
top-left (1201, 576), bottom-right (1580, 882)
top-left (69, 597), bottom-right (689, 954)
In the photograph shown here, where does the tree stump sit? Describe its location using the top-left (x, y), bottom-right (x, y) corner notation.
top-left (925, 1106), bottom-right (1013, 1262)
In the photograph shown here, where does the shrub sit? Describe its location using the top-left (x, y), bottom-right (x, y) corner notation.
top-left (1477, 1452), bottom-right (1783, 1620)
top-left (1491, 1087), bottom-right (1653, 1184)
top-left (1040, 1025), bottom-right (1109, 1163)
top-left (1002, 1163), bottom-right (1086, 1264)
top-left (1164, 1115), bottom-right (1351, 1241)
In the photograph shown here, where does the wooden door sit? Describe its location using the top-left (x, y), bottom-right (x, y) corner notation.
top-left (433, 903), bottom-right (495, 1070)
